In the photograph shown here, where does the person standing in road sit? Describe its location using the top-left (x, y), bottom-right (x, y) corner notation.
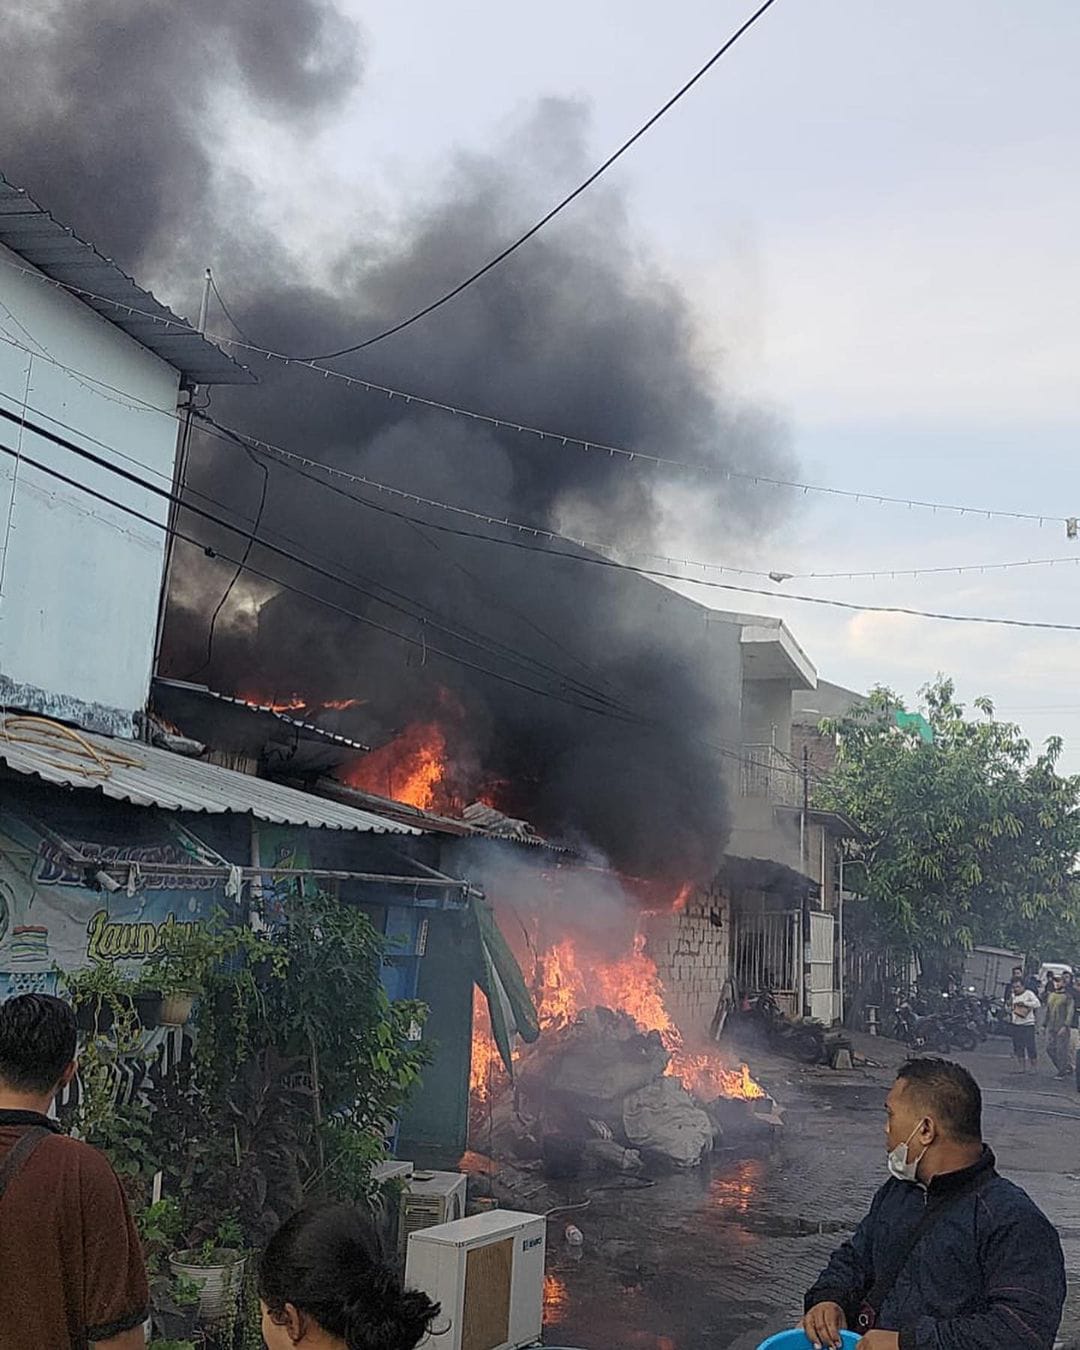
top-left (1045, 974), bottom-right (1076, 1080)
top-left (802, 1057), bottom-right (1064, 1350)
top-left (0, 993), bottom-right (149, 1349)
top-left (1009, 977), bottom-right (1041, 1073)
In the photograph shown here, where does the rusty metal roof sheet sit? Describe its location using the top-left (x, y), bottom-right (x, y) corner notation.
top-left (0, 715), bottom-right (418, 834)
top-left (0, 174), bottom-right (255, 387)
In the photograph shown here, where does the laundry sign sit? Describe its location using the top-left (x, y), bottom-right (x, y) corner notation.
top-left (0, 808), bottom-right (226, 1001)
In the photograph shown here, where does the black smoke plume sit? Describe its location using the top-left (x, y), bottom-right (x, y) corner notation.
top-left (0, 1), bottom-right (792, 881)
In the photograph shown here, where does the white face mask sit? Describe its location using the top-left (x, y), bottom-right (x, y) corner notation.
top-left (887, 1121), bottom-right (928, 1183)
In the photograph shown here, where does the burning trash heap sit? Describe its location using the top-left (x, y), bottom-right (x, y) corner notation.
top-left (472, 918), bottom-right (777, 1174)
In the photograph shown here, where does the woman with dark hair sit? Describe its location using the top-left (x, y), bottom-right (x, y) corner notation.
top-left (259, 1203), bottom-right (440, 1350)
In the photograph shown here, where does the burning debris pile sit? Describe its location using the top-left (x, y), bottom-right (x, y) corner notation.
top-left (471, 909), bottom-right (777, 1173)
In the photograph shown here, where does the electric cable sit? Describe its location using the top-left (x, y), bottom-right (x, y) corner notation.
top-left (199, 410), bottom-right (1080, 583)
top-left (0, 410), bottom-right (667, 725)
top-left (184, 442), bottom-right (270, 680)
top-left (0, 392), bottom-right (635, 712)
top-left (296, 0), bottom-right (782, 360)
top-left (0, 428), bottom-right (827, 780)
top-left (208, 273), bottom-right (255, 345)
top-left (0, 420), bottom-right (1072, 819)
top-left (195, 415), bottom-right (1080, 635)
top-left (0, 303), bottom-right (1069, 527)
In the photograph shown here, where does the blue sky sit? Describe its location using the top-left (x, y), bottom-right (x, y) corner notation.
top-left (233, 0), bottom-right (1080, 763)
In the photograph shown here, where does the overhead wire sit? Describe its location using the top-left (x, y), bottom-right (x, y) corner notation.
top-left (295, 0), bottom-right (782, 360)
top-left (184, 441), bottom-right (270, 680)
top-left (0, 421), bottom-right (827, 781)
top-left (0, 262), bottom-right (1069, 527)
top-left (1, 322), bottom-right (1076, 604)
top-left (4, 331), bottom-right (1068, 587)
top-left (198, 410), bottom-right (1080, 583)
top-left (208, 272), bottom-right (255, 345)
top-left (194, 415), bottom-right (1080, 635)
top-left (0, 407), bottom-right (657, 723)
top-left (5, 412), bottom-right (1073, 799)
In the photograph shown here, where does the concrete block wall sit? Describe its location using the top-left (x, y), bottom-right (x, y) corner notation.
top-left (647, 884), bottom-right (730, 1043)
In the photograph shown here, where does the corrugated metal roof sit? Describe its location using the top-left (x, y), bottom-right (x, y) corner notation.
top-left (154, 679), bottom-right (372, 751)
top-left (0, 716), bottom-right (418, 835)
top-left (0, 174), bottom-right (255, 387)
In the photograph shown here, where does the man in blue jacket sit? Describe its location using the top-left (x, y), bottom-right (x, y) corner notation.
top-left (802, 1057), bottom-right (1064, 1350)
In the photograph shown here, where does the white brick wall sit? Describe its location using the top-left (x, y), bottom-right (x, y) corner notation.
top-left (647, 883), bottom-right (731, 1042)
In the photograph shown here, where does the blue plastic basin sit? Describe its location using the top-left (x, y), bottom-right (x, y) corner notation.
top-left (756, 1332), bottom-right (859, 1350)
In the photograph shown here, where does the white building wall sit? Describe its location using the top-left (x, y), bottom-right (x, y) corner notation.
top-left (0, 244), bottom-right (181, 734)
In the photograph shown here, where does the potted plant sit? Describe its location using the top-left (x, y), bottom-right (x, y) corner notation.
top-left (132, 987), bottom-right (164, 1029)
top-left (139, 947), bottom-right (202, 1027)
top-left (169, 1218), bottom-right (248, 1325)
top-left (61, 962), bottom-right (136, 1034)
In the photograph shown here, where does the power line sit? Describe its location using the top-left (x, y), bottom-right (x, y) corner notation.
top-left (196, 415), bottom-right (1080, 635)
top-left (0, 424), bottom-right (821, 781)
top-left (0, 271), bottom-right (1070, 526)
top-left (7, 327), bottom-right (1068, 583)
top-left (296, 0), bottom-right (782, 360)
top-left (0, 406), bottom-right (652, 722)
top-left (184, 442), bottom-right (269, 680)
top-left (0, 381), bottom-right (636, 710)
top-left (2, 314), bottom-right (1077, 591)
top-left (197, 410), bottom-right (1080, 583)
top-left (208, 272), bottom-right (254, 345)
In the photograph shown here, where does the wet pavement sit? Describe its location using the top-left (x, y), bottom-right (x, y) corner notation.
top-left (537, 1031), bottom-right (1080, 1349)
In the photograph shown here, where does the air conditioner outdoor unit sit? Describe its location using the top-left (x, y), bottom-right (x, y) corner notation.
top-left (398, 1170), bottom-right (468, 1258)
top-left (406, 1209), bottom-right (545, 1350)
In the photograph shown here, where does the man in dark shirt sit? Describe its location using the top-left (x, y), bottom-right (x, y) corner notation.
top-left (0, 993), bottom-right (148, 1349)
top-left (802, 1058), bottom-right (1064, 1349)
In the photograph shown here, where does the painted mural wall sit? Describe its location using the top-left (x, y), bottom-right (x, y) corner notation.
top-left (0, 807), bottom-right (228, 1000)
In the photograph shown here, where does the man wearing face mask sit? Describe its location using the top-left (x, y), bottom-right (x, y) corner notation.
top-left (801, 1058), bottom-right (1064, 1350)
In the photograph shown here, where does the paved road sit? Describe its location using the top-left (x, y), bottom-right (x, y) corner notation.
top-left (541, 1030), bottom-right (1080, 1349)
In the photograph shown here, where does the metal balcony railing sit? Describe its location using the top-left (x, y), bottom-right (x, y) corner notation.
top-left (740, 743), bottom-right (803, 808)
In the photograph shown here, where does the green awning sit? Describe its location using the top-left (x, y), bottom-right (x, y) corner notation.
top-left (470, 896), bottom-right (539, 1075)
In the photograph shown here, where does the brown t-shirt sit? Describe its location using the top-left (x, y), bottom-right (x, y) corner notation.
top-left (0, 1111), bottom-right (149, 1348)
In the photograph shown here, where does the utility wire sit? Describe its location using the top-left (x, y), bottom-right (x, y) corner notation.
top-left (296, 0), bottom-right (782, 360)
top-left (184, 442), bottom-right (269, 680)
top-left (0, 408), bottom-right (651, 722)
top-left (208, 273), bottom-right (255, 345)
top-left (0, 427), bottom-right (822, 780)
top-left (0, 387), bottom-right (634, 711)
top-left (189, 423), bottom-right (639, 712)
top-left (1, 321), bottom-right (1075, 591)
top-left (198, 410), bottom-right (1080, 582)
top-left (0, 289), bottom-right (1069, 527)
top-left (196, 415), bottom-right (1080, 635)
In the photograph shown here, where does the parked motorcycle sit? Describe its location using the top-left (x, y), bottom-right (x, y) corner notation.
top-left (744, 989), bottom-right (827, 1064)
top-left (939, 1010), bottom-right (979, 1052)
top-left (893, 1000), bottom-right (951, 1053)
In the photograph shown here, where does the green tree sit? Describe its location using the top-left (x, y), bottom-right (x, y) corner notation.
top-left (817, 678), bottom-right (1080, 971)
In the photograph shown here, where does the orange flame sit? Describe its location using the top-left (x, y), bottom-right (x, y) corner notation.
top-left (321, 697), bottom-right (366, 711)
top-left (544, 1273), bottom-right (569, 1325)
top-left (470, 993), bottom-right (507, 1104)
top-left (240, 691), bottom-right (308, 713)
top-left (344, 721), bottom-right (448, 810)
top-left (470, 918), bottom-right (765, 1109)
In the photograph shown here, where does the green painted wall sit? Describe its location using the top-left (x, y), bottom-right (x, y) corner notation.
top-left (396, 909), bottom-right (474, 1164)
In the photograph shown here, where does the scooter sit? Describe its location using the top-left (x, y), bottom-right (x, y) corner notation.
top-left (744, 988), bottom-right (827, 1064)
top-left (893, 1000), bottom-right (951, 1052)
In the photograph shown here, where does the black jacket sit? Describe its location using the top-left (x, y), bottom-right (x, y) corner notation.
top-left (805, 1149), bottom-right (1064, 1350)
